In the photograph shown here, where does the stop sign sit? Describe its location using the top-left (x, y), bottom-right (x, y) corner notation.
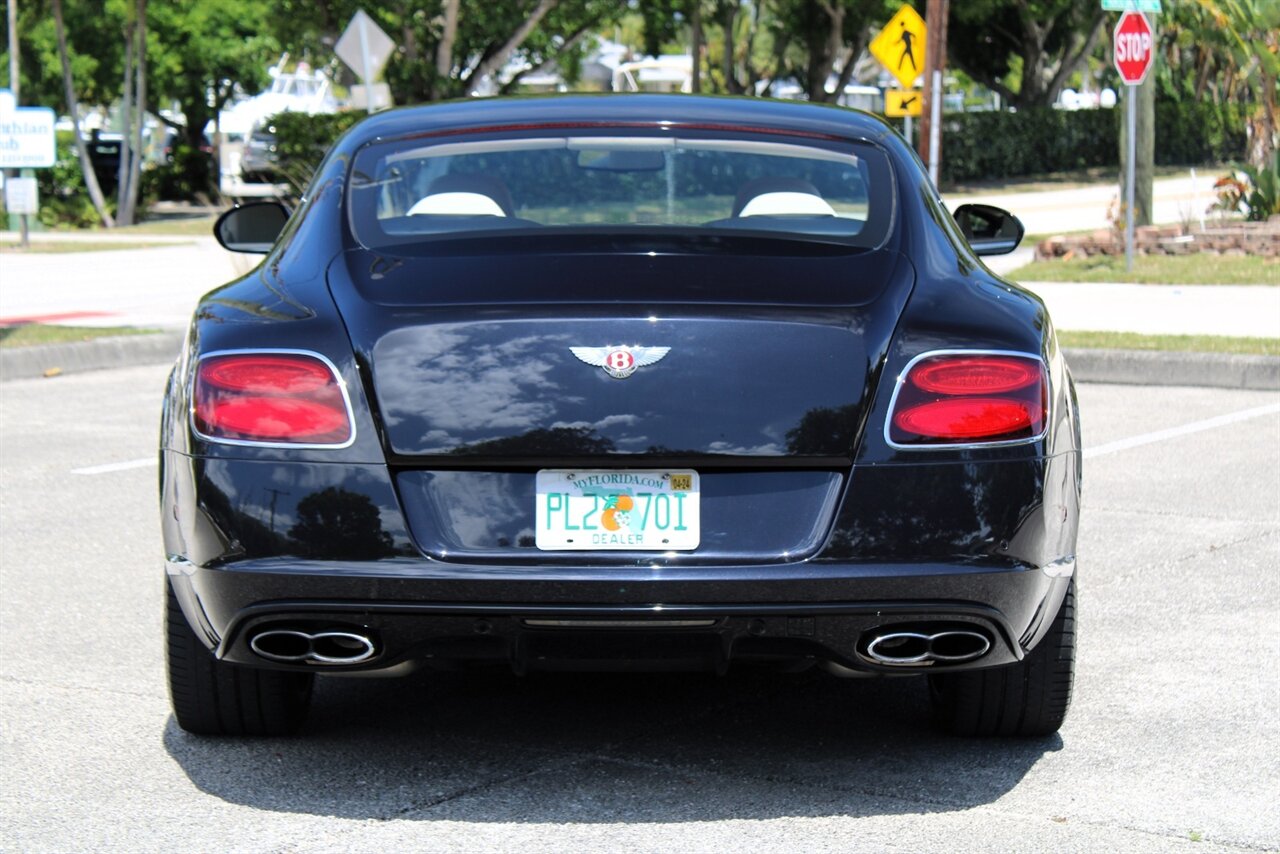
top-left (1113, 11), bottom-right (1154, 85)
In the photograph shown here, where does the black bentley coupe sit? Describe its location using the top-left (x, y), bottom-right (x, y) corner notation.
top-left (162, 95), bottom-right (1079, 737)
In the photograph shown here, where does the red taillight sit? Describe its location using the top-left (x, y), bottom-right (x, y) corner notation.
top-left (889, 353), bottom-right (1046, 446)
top-left (194, 353), bottom-right (352, 445)
top-left (909, 356), bottom-right (1040, 395)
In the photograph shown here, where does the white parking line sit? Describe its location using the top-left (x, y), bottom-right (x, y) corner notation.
top-left (1085, 402), bottom-right (1280, 460)
top-left (72, 457), bottom-right (158, 476)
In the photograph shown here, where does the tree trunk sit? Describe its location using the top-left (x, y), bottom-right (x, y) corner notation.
top-left (807, 1), bottom-right (845, 102)
top-left (52, 0), bottom-right (114, 227)
top-left (721, 3), bottom-right (739, 95)
top-left (1119, 77), bottom-right (1155, 229)
top-left (6, 0), bottom-right (18, 101)
top-left (690, 1), bottom-right (702, 93)
top-left (1136, 73), bottom-right (1154, 226)
top-left (120, 0), bottom-right (146, 225)
top-left (431, 0), bottom-right (459, 100)
top-left (461, 0), bottom-right (559, 93)
top-left (117, 16), bottom-right (134, 212)
top-left (1249, 62), bottom-right (1277, 170)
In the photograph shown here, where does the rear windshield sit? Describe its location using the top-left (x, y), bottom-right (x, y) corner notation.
top-left (347, 131), bottom-right (893, 251)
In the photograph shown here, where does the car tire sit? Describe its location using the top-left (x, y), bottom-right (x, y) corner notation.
top-left (165, 581), bottom-right (313, 736)
top-left (928, 578), bottom-right (1075, 737)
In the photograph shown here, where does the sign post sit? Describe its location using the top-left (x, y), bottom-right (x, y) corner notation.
top-left (885, 89), bottom-right (922, 145)
top-left (335, 10), bottom-right (396, 114)
top-left (1113, 10), bottom-right (1154, 272)
top-left (0, 89), bottom-right (56, 249)
top-left (870, 6), bottom-right (927, 152)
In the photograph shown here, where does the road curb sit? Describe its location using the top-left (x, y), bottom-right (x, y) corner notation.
top-left (0, 333), bottom-right (184, 382)
top-left (1063, 348), bottom-right (1280, 391)
top-left (1, 334), bottom-right (1276, 391)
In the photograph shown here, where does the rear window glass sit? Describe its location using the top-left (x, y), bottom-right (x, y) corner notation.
top-left (347, 131), bottom-right (893, 251)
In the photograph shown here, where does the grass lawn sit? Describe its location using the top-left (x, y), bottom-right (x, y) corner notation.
top-left (114, 215), bottom-right (220, 236)
top-left (1058, 330), bottom-right (1279, 356)
top-left (1008, 253), bottom-right (1278, 286)
top-left (1, 239), bottom-right (190, 253)
top-left (0, 324), bottom-right (160, 349)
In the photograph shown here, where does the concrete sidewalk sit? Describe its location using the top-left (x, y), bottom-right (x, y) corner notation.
top-left (0, 238), bottom-right (243, 329)
top-left (945, 171), bottom-right (1215, 237)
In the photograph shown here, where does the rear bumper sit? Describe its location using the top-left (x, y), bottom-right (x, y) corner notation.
top-left (167, 557), bottom-right (1073, 676)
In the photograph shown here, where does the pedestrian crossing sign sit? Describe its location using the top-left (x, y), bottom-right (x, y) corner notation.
top-left (884, 89), bottom-right (923, 117)
top-left (870, 5), bottom-right (928, 89)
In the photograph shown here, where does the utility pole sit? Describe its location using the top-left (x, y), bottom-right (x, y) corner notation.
top-left (918, 0), bottom-right (949, 186)
top-left (7, 0), bottom-right (30, 248)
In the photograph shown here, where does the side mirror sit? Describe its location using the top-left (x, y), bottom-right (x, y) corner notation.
top-left (214, 201), bottom-right (290, 253)
top-left (952, 203), bottom-right (1024, 256)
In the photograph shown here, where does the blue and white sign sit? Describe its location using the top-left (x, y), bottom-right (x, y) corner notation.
top-left (1101, 0), bottom-right (1161, 11)
top-left (0, 89), bottom-right (56, 169)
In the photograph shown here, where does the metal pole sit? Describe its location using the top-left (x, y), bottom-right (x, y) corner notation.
top-left (904, 115), bottom-right (912, 147)
top-left (8, 0), bottom-right (29, 248)
top-left (1125, 85), bottom-right (1136, 272)
top-left (358, 15), bottom-right (373, 114)
top-left (928, 69), bottom-right (942, 187)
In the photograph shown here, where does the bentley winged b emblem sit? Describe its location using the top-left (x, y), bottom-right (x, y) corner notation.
top-left (570, 345), bottom-right (670, 379)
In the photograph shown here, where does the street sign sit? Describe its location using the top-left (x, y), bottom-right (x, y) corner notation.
top-left (885, 89), bottom-right (923, 117)
top-left (4, 176), bottom-right (38, 214)
top-left (350, 83), bottom-right (393, 111)
top-left (335, 10), bottom-right (395, 83)
top-left (0, 90), bottom-right (56, 169)
top-left (870, 5), bottom-right (927, 90)
top-left (1101, 0), bottom-right (1161, 11)
top-left (1113, 10), bottom-right (1155, 85)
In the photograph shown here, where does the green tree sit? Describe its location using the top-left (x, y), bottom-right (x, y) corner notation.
top-left (146, 0), bottom-right (278, 194)
top-left (268, 0), bottom-right (625, 105)
top-left (770, 0), bottom-right (890, 103)
top-left (948, 0), bottom-right (1106, 109)
top-left (1192, 0), bottom-right (1278, 168)
top-left (50, 0), bottom-right (116, 227)
top-left (636, 0), bottom-right (891, 102)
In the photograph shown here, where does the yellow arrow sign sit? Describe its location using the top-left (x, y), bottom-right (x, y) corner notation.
top-left (870, 5), bottom-right (927, 89)
top-left (884, 89), bottom-right (923, 117)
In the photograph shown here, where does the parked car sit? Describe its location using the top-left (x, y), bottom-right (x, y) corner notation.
top-left (238, 119), bottom-right (281, 184)
top-left (164, 94), bottom-right (1079, 737)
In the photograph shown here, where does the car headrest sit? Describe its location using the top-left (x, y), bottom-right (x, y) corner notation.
top-left (732, 178), bottom-right (831, 217)
top-left (408, 192), bottom-right (508, 217)
top-left (412, 173), bottom-right (516, 217)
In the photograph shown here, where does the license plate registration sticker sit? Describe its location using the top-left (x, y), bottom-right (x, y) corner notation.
top-left (535, 470), bottom-right (700, 551)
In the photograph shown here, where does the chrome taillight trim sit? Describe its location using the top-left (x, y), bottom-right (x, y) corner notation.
top-left (189, 348), bottom-right (358, 450)
top-left (882, 348), bottom-right (1050, 451)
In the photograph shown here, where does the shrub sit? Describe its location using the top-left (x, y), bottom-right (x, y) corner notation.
top-left (32, 132), bottom-right (114, 229)
top-left (1154, 100), bottom-right (1247, 166)
top-left (939, 98), bottom-right (1247, 186)
top-left (941, 108), bottom-right (1116, 185)
top-left (258, 100), bottom-right (1247, 193)
top-left (268, 111), bottom-right (363, 194)
top-left (142, 143), bottom-right (217, 202)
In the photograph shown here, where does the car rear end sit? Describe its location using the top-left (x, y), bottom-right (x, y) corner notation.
top-left (163, 99), bottom-right (1078, 736)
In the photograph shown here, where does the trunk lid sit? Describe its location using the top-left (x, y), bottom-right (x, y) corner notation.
top-left (328, 245), bottom-right (913, 461)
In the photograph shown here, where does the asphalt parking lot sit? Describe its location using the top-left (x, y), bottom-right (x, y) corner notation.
top-left (1, 364), bottom-right (1277, 852)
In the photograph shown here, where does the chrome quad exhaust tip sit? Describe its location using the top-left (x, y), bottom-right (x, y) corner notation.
top-left (249, 629), bottom-right (378, 665)
top-left (861, 628), bottom-right (991, 667)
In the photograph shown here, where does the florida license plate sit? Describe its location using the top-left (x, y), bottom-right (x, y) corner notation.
top-left (535, 470), bottom-right (700, 551)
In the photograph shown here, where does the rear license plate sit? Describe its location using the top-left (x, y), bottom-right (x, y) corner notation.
top-left (535, 470), bottom-right (700, 551)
